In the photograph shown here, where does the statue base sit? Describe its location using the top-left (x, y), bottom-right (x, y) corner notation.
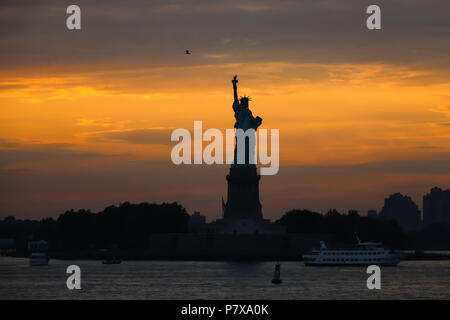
top-left (224, 167), bottom-right (263, 220)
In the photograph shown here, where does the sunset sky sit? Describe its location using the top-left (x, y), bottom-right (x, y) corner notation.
top-left (1, 0), bottom-right (449, 221)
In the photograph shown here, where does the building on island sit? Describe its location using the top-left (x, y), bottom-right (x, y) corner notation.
top-left (423, 187), bottom-right (450, 225)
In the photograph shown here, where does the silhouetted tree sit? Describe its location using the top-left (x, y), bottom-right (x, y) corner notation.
top-left (275, 209), bottom-right (408, 248)
top-left (0, 216), bottom-right (39, 249)
top-left (408, 223), bottom-right (450, 250)
top-left (275, 210), bottom-right (323, 233)
top-left (33, 202), bottom-right (190, 249)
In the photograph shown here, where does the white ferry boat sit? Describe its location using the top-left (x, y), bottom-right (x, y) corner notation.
top-left (302, 237), bottom-right (401, 266)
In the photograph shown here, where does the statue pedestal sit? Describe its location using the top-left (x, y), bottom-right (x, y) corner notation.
top-left (224, 167), bottom-right (263, 220)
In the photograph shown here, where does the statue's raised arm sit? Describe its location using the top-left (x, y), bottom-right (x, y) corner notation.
top-left (232, 75), bottom-right (239, 103)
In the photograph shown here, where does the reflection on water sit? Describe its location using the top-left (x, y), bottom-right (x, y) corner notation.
top-left (0, 257), bottom-right (449, 299)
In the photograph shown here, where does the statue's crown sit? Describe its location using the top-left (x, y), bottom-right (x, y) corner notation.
top-left (239, 95), bottom-right (252, 102)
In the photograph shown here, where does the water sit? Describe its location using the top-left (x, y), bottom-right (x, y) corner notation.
top-left (0, 257), bottom-right (449, 299)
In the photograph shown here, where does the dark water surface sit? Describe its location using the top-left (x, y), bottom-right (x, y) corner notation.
top-left (1, 257), bottom-right (449, 299)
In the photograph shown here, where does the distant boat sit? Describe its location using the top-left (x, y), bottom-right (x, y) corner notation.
top-left (303, 237), bottom-right (401, 266)
top-left (29, 252), bottom-right (50, 266)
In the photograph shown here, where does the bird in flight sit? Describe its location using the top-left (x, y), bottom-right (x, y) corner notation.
top-left (185, 50), bottom-right (191, 55)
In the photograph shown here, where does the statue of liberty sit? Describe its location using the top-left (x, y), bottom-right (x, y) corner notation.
top-left (231, 75), bottom-right (262, 167)
top-left (223, 75), bottom-right (263, 220)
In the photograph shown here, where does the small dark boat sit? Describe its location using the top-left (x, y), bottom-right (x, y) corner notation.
top-left (30, 252), bottom-right (50, 266)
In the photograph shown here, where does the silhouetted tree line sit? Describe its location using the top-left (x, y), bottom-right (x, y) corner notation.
top-left (3, 203), bottom-right (450, 250)
top-left (33, 202), bottom-right (189, 249)
top-left (0, 216), bottom-right (39, 249)
top-left (274, 209), bottom-right (408, 248)
top-left (408, 223), bottom-right (450, 250)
